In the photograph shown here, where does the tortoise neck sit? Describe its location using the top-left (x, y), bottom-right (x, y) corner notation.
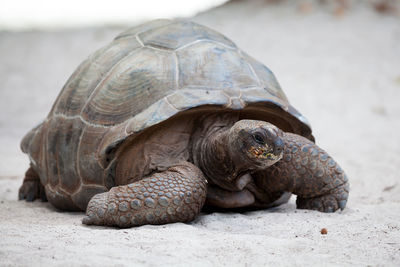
top-left (190, 113), bottom-right (250, 191)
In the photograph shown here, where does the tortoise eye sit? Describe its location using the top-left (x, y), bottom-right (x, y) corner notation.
top-left (253, 133), bottom-right (265, 144)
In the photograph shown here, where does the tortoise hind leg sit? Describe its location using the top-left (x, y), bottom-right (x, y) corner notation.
top-left (18, 166), bottom-right (47, 202)
top-left (83, 162), bottom-right (207, 228)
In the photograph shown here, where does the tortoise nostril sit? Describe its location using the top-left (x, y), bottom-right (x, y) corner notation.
top-left (273, 139), bottom-right (284, 155)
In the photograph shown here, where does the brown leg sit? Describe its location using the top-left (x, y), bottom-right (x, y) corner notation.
top-left (252, 133), bottom-right (349, 212)
top-left (82, 162), bottom-right (207, 228)
top-left (18, 166), bottom-right (47, 202)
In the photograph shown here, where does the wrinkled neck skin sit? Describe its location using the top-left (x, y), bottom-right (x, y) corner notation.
top-left (191, 113), bottom-right (257, 191)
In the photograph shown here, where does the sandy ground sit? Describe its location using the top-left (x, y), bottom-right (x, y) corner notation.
top-left (1, 0), bottom-right (400, 266)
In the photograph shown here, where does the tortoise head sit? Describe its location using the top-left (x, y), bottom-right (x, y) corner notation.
top-left (228, 120), bottom-right (284, 170)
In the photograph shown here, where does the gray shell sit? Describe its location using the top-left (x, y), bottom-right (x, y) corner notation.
top-left (21, 19), bottom-right (312, 210)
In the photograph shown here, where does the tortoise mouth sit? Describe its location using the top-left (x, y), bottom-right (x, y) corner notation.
top-left (249, 145), bottom-right (282, 160)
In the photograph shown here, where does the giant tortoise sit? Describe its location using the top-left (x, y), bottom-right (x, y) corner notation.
top-left (19, 19), bottom-right (349, 227)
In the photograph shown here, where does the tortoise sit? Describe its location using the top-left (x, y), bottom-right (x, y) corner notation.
top-left (19, 19), bottom-right (349, 227)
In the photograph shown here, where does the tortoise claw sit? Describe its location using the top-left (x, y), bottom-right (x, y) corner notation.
top-left (25, 189), bottom-right (36, 202)
top-left (82, 192), bottom-right (108, 226)
top-left (18, 180), bottom-right (45, 202)
top-left (19, 167), bottom-right (47, 202)
top-left (338, 199), bottom-right (347, 210)
top-left (296, 181), bottom-right (349, 212)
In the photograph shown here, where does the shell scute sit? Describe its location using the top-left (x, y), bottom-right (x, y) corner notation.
top-left (46, 117), bottom-right (84, 193)
top-left (124, 98), bottom-right (178, 134)
top-left (139, 20), bottom-right (236, 50)
top-left (78, 125), bottom-right (109, 185)
top-left (115, 19), bottom-right (173, 40)
top-left (166, 89), bottom-right (228, 111)
top-left (176, 41), bottom-right (258, 90)
top-left (45, 186), bottom-right (79, 211)
top-left (241, 52), bottom-right (288, 101)
top-left (52, 38), bottom-right (142, 117)
top-left (81, 47), bottom-right (176, 126)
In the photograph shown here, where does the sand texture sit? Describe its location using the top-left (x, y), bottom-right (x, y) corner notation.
top-left (1, 0), bottom-right (399, 266)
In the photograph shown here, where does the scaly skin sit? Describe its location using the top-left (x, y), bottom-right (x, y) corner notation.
top-left (251, 132), bottom-right (349, 212)
top-left (82, 162), bottom-right (207, 227)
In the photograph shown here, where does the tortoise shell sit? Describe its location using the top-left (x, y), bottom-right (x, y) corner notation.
top-left (21, 19), bottom-right (313, 210)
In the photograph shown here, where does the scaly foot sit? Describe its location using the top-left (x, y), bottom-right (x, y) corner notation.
top-left (83, 162), bottom-right (207, 227)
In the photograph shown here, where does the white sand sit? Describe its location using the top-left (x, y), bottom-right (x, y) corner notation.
top-left (1, 0), bottom-right (400, 266)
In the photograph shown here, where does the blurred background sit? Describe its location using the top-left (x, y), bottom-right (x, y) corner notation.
top-left (1, 0), bottom-right (399, 31)
top-left (1, 1), bottom-right (400, 265)
top-left (0, 0), bottom-right (228, 30)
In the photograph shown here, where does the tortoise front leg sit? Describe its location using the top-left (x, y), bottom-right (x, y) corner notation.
top-left (82, 162), bottom-right (207, 228)
top-left (253, 133), bottom-right (349, 212)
